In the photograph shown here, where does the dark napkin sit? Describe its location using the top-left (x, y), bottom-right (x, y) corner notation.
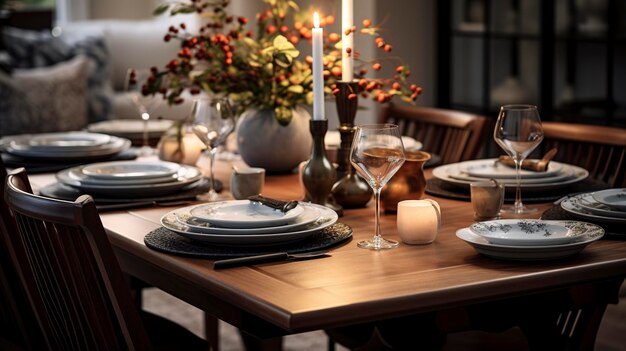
top-left (144, 223), bottom-right (353, 259)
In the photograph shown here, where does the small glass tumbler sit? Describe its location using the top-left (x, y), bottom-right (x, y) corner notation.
top-left (470, 180), bottom-right (505, 221)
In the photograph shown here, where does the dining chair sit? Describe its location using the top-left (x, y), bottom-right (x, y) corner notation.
top-left (0, 159), bottom-right (44, 350)
top-left (3, 168), bottom-right (209, 351)
top-left (539, 121), bottom-right (626, 188)
top-left (378, 104), bottom-right (490, 164)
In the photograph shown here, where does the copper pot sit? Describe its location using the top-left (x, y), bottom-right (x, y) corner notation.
top-left (381, 150), bottom-right (431, 213)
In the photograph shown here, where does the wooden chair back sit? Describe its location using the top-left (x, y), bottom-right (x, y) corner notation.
top-left (540, 122), bottom-right (626, 187)
top-left (4, 168), bottom-right (153, 351)
top-left (0, 160), bottom-right (43, 350)
top-left (379, 104), bottom-right (489, 164)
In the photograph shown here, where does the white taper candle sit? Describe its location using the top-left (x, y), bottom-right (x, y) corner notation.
top-left (312, 12), bottom-right (325, 121)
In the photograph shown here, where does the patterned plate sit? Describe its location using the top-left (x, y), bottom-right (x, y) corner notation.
top-left (469, 219), bottom-right (589, 246)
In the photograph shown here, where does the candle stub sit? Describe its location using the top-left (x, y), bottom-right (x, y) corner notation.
top-left (470, 181), bottom-right (505, 221)
top-left (396, 199), bottom-right (441, 245)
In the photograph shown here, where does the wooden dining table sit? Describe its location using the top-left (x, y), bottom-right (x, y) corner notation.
top-left (27, 167), bottom-right (626, 347)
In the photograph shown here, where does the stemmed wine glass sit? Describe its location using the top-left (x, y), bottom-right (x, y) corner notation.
top-left (350, 124), bottom-right (406, 250)
top-left (190, 97), bottom-right (236, 201)
top-left (125, 68), bottom-right (161, 155)
top-left (493, 104), bottom-right (544, 214)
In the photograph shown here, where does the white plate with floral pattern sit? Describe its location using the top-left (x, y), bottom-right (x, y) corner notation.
top-left (591, 188), bottom-right (626, 211)
top-left (469, 219), bottom-right (583, 246)
top-left (456, 221), bottom-right (604, 261)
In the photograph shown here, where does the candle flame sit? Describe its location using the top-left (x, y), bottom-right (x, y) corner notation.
top-left (313, 12), bottom-right (320, 28)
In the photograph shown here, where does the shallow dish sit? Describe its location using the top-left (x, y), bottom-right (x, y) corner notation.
top-left (456, 223), bottom-right (604, 261)
top-left (460, 159), bottom-right (563, 179)
top-left (56, 164), bottom-right (202, 197)
top-left (160, 202), bottom-right (338, 246)
top-left (591, 188), bottom-right (626, 211)
top-left (82, 161), bottom-right (181, 180)
top-left (561, 195), bottom-right (626, 224)
top-left (5, 137), bottom-right (130, 160)
top-left (469, 219), bottom-right (582, 246)
top-left (574, 193), bottom-right (626, 219)
top-left (175, 203), bottom-right (321, 234)
top-left (189, 200), bottom-right (304, 229)
top-left (10, 132), bottom-right (112, 152)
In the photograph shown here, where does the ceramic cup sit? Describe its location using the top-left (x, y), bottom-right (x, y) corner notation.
top-left (470, 180), bottom-right (505, 221)
top-left (230, 167), bottom-right (265, 200)
top-left (396, 199), bottom-right (441, 244)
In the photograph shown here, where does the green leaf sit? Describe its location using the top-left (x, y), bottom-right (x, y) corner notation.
top-left (273, 35), bottom-right (299, 58)
top-left (172, 6), bottom-right (197, 15)
top-left (274, 106), bottom-right (293, 126)
top-left (274, 53), bottom-right (292, 68)
top-left (153, 3), bottom-right (170, 16)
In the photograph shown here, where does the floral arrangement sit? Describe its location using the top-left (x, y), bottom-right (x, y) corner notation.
top-left (146, 0), bottom-right (422, 125)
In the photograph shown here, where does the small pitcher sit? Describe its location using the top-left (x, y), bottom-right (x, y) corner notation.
top-left (382, 150), bottom-right (431, 213)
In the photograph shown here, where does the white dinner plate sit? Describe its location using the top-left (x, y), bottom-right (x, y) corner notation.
top-left (14, 132), bottom-right (112, 151)
top-left (189, 200), bottom-right (305, 229)
top-left (591, 188), bottom-right (626, 211)
top-left (469, 219), bottom-right (583, 246)
top-left (5, 136), bottom-right (130, 160)
top-left (160, 202), bottom-right (338, 246)
top-left (68, 168), bottom-right (183, 186)
top-left (81, 161), bottom-right (181, 180)
top-left (573, 193), bottom-right (626, 219)
top-left (175, 203), bottom-right (321, 234)
top-left (456, 223), bottom-right (604, 261)
top-left (87, 119), bottom-right (174, 138)
top-left (460, 159), bottom-right (563, 179)
top-left (448, 167), bottom-right (574, 184)
top-left (432, 159), bottom-right (589, 190)
top-left (56, 164), bottom-right (202, 197)
top-left (561, 195), bottom-right (626, 224)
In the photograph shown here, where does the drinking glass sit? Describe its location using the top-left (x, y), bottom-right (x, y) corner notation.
top-left (350, 124), bottom-right (406, 250)
top-left (125, 68), bottom-right (161, 155)
top-left (493, 104), bottom-right (544, 214)
top-left (191, 98), bottom-right (236, 201)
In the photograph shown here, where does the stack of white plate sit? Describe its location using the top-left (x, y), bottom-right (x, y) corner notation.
top-left (432, 159), bottom-right (589, 191)
top-left (55, 160), bottom-right (204, 198)
top-left (160, 200), bottom-right (338, 246)
top-left (0, 132), bottom-right (131, 161)
top-left (456, 219), bottom-right (604, 260)
top-left (561, 188), bottom-right (626, 224)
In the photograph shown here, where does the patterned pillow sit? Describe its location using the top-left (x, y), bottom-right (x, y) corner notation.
top-left (0, 55), bottom-right (89, 137)
top-left (3, 27), bottom-right (113, 123)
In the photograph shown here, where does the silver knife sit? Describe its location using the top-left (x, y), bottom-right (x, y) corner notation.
top-left (213, 250), bottom-right (331, 269)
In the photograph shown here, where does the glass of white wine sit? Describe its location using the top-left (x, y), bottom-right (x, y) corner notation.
top-left (493, 104), bottom-right (544, 214)
top-left (350, 124), bottom-right (406, 250)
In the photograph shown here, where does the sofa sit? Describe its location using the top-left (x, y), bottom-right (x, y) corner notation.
top-left (0, 13), bottom-right (201, 137)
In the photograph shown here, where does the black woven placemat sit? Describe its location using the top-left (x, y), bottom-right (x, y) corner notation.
top-left (425, 178), bottom-right (608, 203)
top-left (541, 205), bottom-right (625, 239)
top-left (144, 223), bottom-right (353, 259)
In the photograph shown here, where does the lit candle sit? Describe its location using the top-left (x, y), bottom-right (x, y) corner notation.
top-left (397, 200), bottom-right (441, 244)
top-left (312, 12), bottom-right (325, 121)
top-left (341, 0), bottom-right (353, 82)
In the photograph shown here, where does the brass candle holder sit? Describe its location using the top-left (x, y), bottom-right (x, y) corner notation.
top-left (331, 81), bottom-right (372, 208)
top-left (302, 119), bottom-right (343, 215)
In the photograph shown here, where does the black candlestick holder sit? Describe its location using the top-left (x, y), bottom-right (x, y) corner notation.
top-left (302, 120), bottom-right (343, 215)
top-left (331, 81), bottom-right (372, 208)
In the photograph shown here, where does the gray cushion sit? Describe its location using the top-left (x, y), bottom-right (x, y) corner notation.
top-left (0, 55), bottom-right (90, 136)
top-left (3, 27), bottom-right (113, 123)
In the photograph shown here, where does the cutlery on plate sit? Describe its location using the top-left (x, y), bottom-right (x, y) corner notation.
top-left (248, 194), bottom-right (298, 213)
top-left (496, 148), bottom-right (558, 172)
top-left (213, 250), bottom-right (331, 269)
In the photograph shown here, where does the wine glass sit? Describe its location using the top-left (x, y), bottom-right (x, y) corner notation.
top-left (190, 97), bottom-right (236, 201)
top-left (493, 104), bottom-right (544, 214)
top-left (125, 68), bottom-right (162, 155)
top-left (350, 124), bottom-right (406, 250)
